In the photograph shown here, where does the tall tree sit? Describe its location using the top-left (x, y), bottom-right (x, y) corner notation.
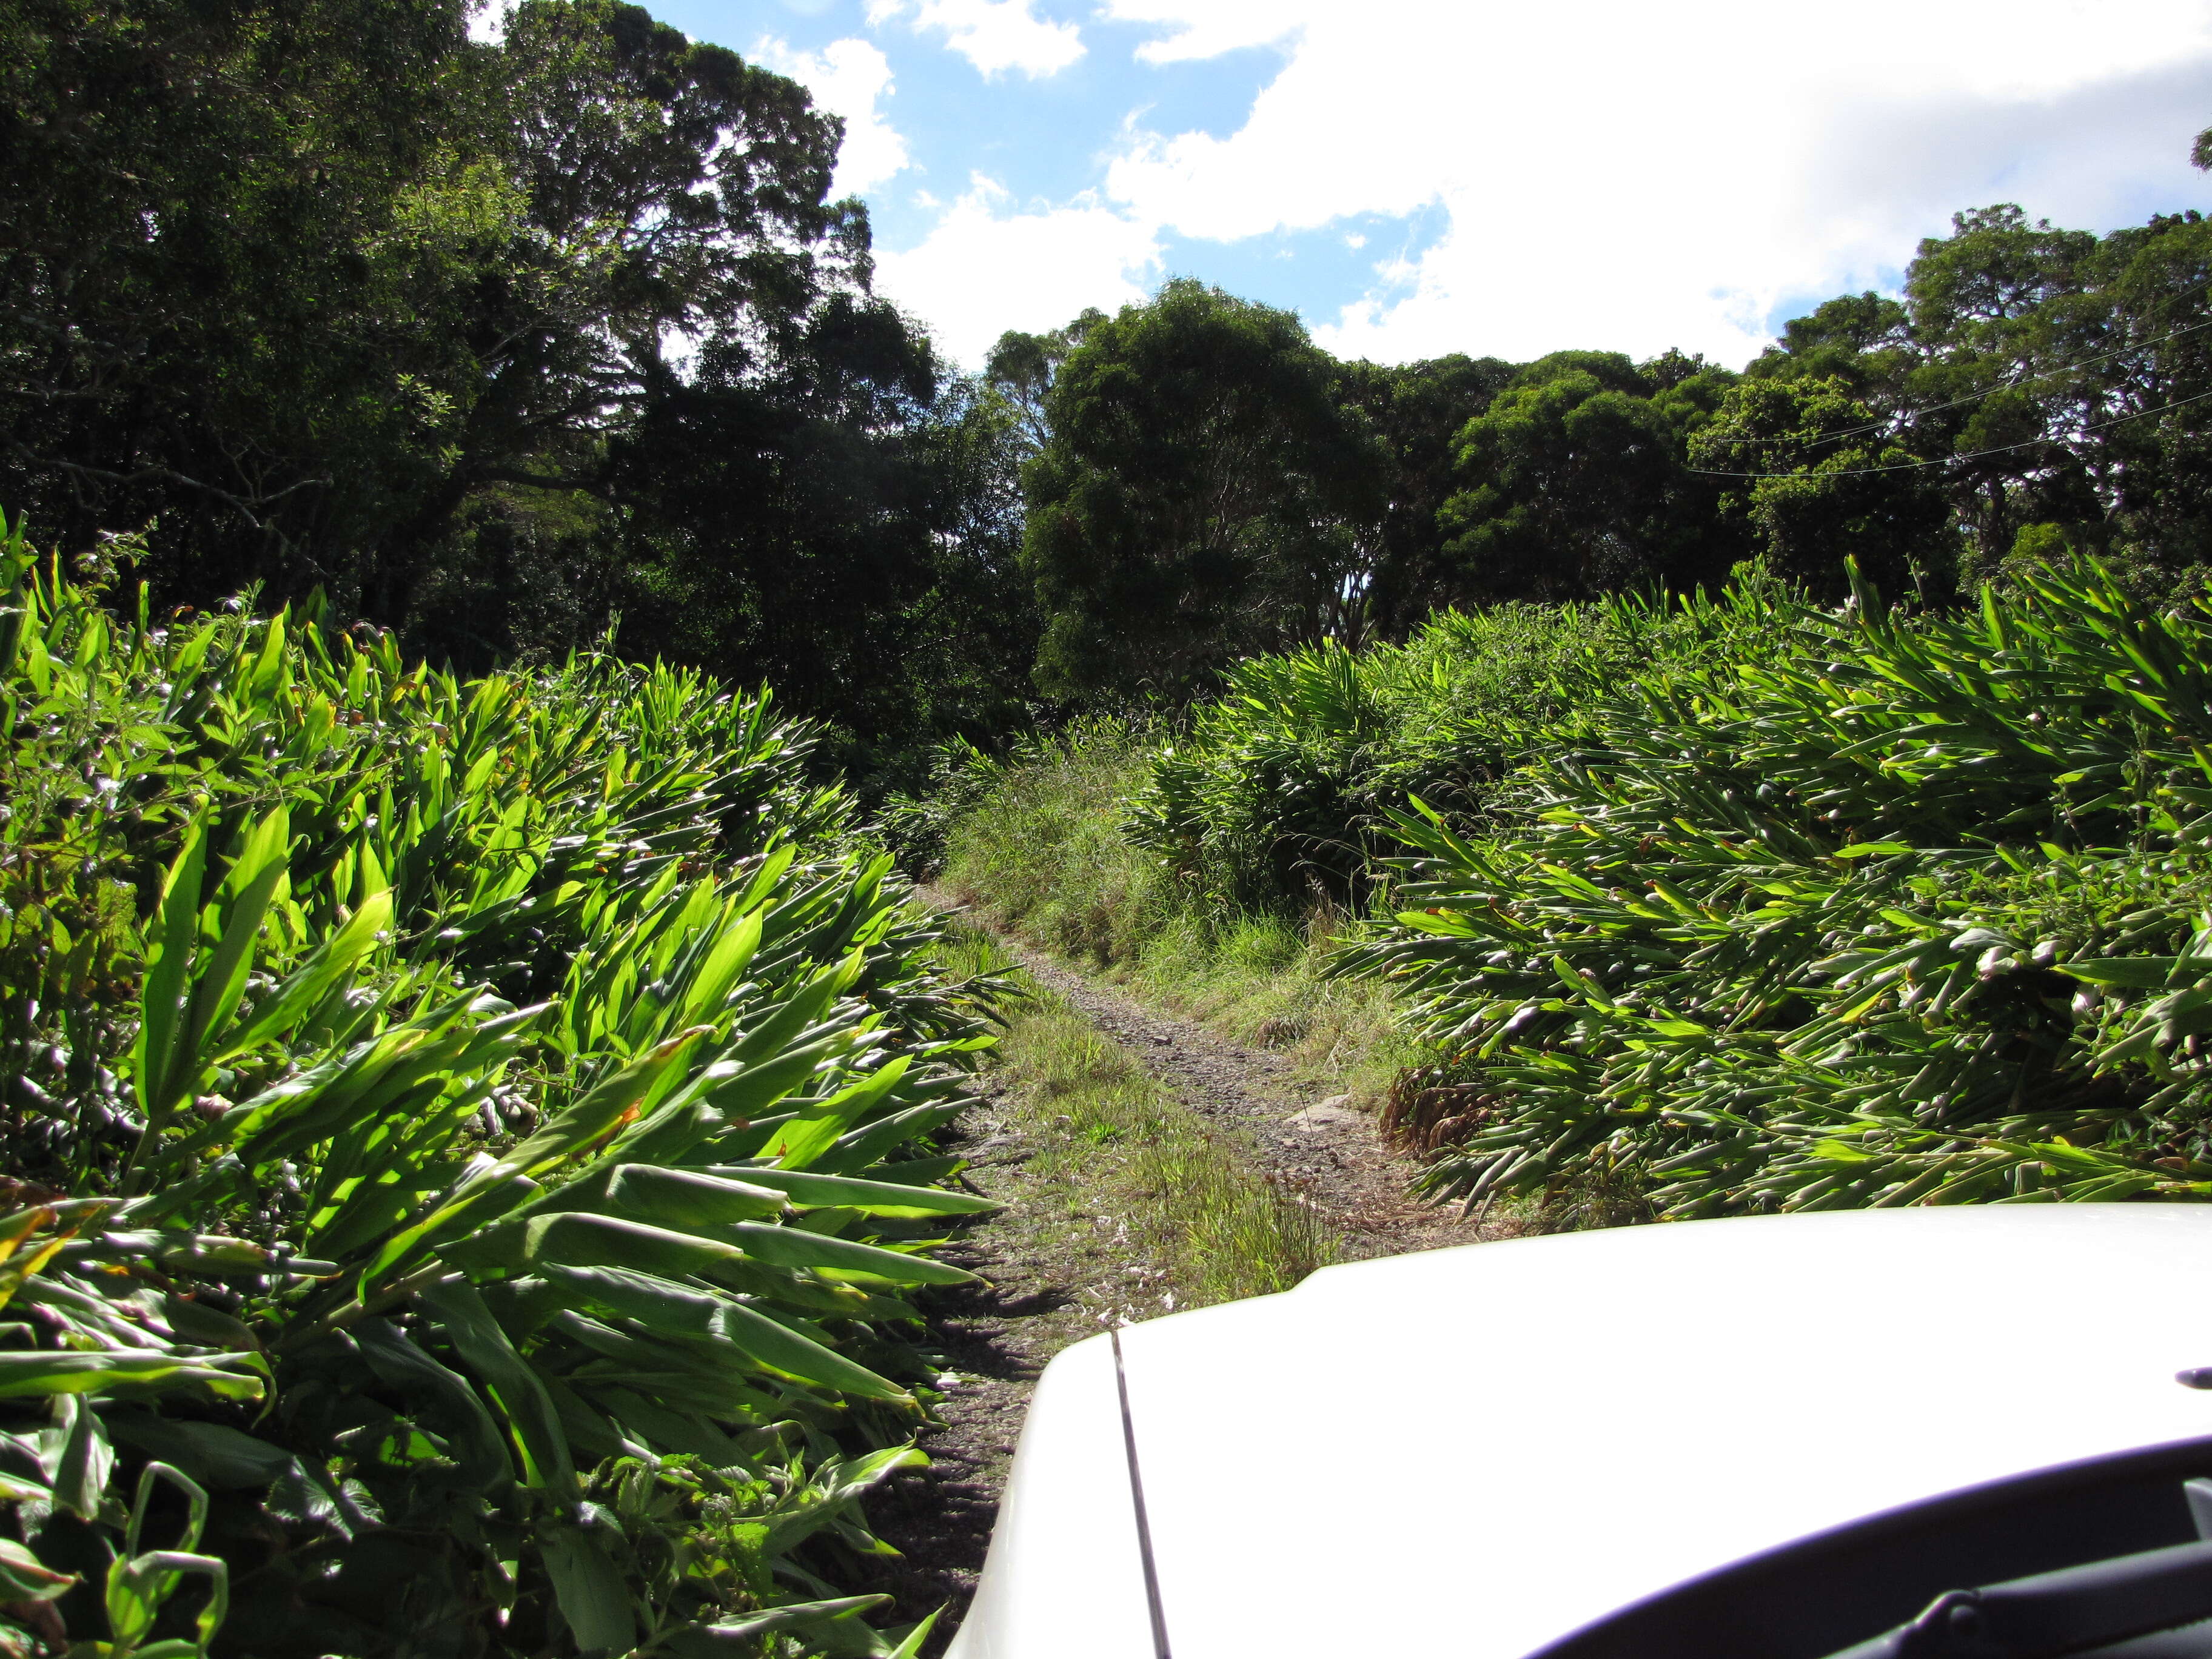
top-left (0, 0), bottom-right (484, 592)
top-left (983, 309), bottom-right (1105, 457)
top-left (1689, 376), bottom-right (1954, 595)
top-left (1746, 197), bottom-right (2212, 586)
top-left (366, 0), bottom-right (869, 612)
top-left (1333, 353), bottom-right (1515, 637)
top-left (600, 298), bottom-right (1037, 782)
top-left (0, 0), bottom-right (876, 627)
top-left (1436, 350), bottom-right (1744, 602)
top-left (0, 0), bottom-right (1051, 774)
top-left (1745, 292), bottom-right (1916, 397)
top-left (2071, 210), bottom-right (2212, 572)
top-left (1021, 280), bottom-right (1385, 703)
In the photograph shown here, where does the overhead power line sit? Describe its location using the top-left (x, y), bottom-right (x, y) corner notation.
top-left (1781, 312), bottom-right (2212, 452)
top-left (1714, 263), bottom-right (2212, 467)
top-left (1686, 385), bottom-right (2212, 480)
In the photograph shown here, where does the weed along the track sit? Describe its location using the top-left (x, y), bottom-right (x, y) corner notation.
top-left (968, 928), bottom-right (1338, 1311)
top-left (865, 917), bottom-right (1483, 1640)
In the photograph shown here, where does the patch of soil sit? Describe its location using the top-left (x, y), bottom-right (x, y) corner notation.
top-left (984, 931), bottom-right (1485, 1264)
top-left (866, 902), bottom-right (1509, 1647)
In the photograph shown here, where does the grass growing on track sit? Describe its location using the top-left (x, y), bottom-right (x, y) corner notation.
top-left (1121, 910), bottom-right (1413, 1105)
top-left (935, 929), bottom-right (1336, 1308)
top-left (935, 730), bottom-right (1410, 1109)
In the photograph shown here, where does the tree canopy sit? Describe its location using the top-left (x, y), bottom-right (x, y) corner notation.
top-left (1438, 350), bottom-right (1745, 602)
top-left (1020, 279), bottom-right (1384, 703)
top-left (0, 0), bottom-right (1036, 782)
top-left (10, 1), bottom-right (2212, 759)
top-left (1333, 352), bottom-right (1516, 636)
top-left (1731, 203), bottom-right (2212, 588)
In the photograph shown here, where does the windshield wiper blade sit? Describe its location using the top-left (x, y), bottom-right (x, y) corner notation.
top-left (1836, 1538), bottom-right (2212, 1658)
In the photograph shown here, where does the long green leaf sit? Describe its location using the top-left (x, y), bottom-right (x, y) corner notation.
top-left (135, 818), bottom-right (210, 1118)
top-left (0, 1352), bottom-right (264, 1402)
top-left (419, 1278), bottom-right (576, 1499)
top-left (717, 1168), bottom-right (996, 1217)
top-left (538, 1264), bottom-right (910, 1402)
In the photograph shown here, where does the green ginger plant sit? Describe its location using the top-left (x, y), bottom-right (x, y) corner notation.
top-left (1349, 559), bottom-right (2212, 1218)
top-left (0, 513), bottom-right (1005, 1658)
top-left (1125, 577), bottom-right (1795, 914)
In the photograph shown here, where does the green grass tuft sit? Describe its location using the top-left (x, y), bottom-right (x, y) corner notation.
top-left (941, 928), bottom-right (1338, 1310)
top-left (938, 725), bottom-right (1415, 1110)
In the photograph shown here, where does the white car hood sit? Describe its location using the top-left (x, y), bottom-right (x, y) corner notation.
top-left (946, 1205), bottom-right (2212, 1659)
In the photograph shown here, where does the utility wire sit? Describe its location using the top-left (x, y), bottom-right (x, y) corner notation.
top-left (1686, 384), bottom-right (2212, 479)
top-left (1779, 312), bottom-right (2212, 452)
top-left (1723, 263), bottom-right (2212, 465)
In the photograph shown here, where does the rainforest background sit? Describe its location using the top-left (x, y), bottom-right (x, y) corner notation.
top-left (16, 2), bottom-right (2212, 1655)
top-left (11, 0), bottom-right (2212, 786)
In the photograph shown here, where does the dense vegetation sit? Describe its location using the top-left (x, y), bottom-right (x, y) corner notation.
top-left (1, 0), bottom-right (1036, 780)
top-left (16, 0), bottom-right (2212, 1644)
top-left (930, 554), bottom-right (2212, 1228)
top-left (0, 511), bottom-right (1003, 1658)
top-left (984, 197), bottom-right (2212, 705)
top-left (12, 0), bottom-right (2212, 781)
top-left (1352, 562), bottom-right (2212, 1217)
top-left (1127, 585), bottom-right (1792, 913)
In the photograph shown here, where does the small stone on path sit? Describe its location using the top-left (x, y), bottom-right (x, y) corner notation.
top-left (1285, 1096), bottom-right (1359, 1130)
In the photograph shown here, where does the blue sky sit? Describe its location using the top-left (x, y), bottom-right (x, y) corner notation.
top-left (638, 0), bottom-right (2212, 368)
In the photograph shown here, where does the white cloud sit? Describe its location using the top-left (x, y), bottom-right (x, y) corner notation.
top-left (866, 0), bottom-right (1084, 78)
top-left (1097, 0), bottom-right (1298, 64)
top-left (873, 176), bottom-right (1159, 361)
top-left (752, 36), bottom-right (911, 196)
top-left (1030, 0), bottom-right (2212, 366)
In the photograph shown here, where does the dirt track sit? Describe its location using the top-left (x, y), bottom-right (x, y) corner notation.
top-left (868, 905), bottom-right (1504, 1646)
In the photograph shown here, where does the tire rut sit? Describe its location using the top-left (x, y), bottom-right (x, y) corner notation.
top-left (977, 924), bottom-right (1486, 1262)
top-left (871, 895), bottom-right (1502, 1646)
